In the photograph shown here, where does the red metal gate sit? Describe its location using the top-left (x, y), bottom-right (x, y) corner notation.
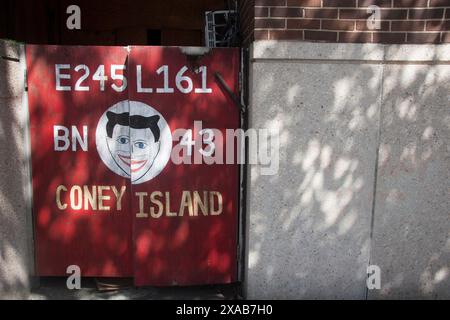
top-left (26, 45), bottom-right (240, 285)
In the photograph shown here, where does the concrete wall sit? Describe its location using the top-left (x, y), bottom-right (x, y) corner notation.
top-left (0, 40), bottom-right (34, 299)
top-left (369, 60), bottom-right (450, 300)
top-left (246, 41), bottom-right (450, 299)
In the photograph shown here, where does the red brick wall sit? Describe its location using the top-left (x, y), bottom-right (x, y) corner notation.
top-left (249, 0), bottom-right (450, 43)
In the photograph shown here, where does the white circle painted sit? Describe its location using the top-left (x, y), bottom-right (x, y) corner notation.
top-left (96, 100), bottom-right (172, 184)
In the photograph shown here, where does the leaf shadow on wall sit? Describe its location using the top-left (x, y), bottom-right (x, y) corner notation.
top-left (245, 42), bottom-right (450, 299)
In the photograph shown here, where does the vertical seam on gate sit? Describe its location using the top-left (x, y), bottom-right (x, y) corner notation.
top-left (237, 46), bottom-right (250, 299)
top-left (126, 46), bottom-right (135, 280)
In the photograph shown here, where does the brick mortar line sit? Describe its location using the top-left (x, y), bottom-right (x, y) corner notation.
top-left (254, 29), bottom-right (450, 33)
top-left (255, 6), bottom-right (450, 9)
top-left (254, 24), bottom-right (450, 33)
top-left (326, 18), bottom-right (446, 21)
top-left (257, 14), bottom-right (449, 20)
top-left (300, 6), bottom-right (450, 8)
top-left (255, 23), bottom-right (448, 31)
top-left (255, 9), bottom-right (449, 19)
top-left (255, 18), bottom-right (450, 21)
top-left (254, 28), bottom-right (444, 33)
top-left (250, 59), bottom-right (450, 65)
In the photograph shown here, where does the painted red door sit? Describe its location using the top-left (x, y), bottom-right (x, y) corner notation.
top-left (27, 45), bottom-right (239, 285)
top-left (128, 47), bottom-right (240, 286)
top-left (26, 45), bottom-right (133, 277)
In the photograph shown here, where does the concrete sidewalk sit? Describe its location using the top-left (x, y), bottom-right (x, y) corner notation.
top-left (28, 277), bottom-right (240, 300)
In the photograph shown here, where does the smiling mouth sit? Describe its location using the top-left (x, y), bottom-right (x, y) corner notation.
top-left (117, 154), bottom-right (148, 172)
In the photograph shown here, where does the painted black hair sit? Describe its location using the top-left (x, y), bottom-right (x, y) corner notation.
top-left (106, 111), bottom-right (160, 142)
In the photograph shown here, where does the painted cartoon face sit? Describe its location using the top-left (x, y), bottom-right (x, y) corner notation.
top-left (105, 111), bottom-right (161, 183)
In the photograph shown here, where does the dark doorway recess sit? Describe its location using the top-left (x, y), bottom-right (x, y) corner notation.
top-left (147, 29), bottom-right (162, 46)
top-left (0, 0), bottom-right (228, 46)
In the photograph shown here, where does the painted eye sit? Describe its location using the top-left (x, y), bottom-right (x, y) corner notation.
top-left (117, 136), bottom-right (129, 144)
top-left (135, 142), bottom-right (147, 149)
